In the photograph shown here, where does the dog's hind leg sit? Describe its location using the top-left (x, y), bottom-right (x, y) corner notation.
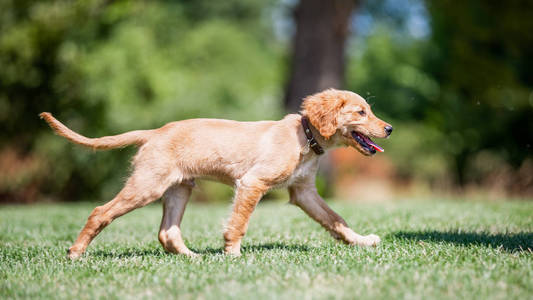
top-left (67, 167), bottom-right (180, 260)
top-left (158, 179), bottom-right (196, 256)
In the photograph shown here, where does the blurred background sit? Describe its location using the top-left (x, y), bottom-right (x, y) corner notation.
top-left (1, 0), bottom-right (532, 204)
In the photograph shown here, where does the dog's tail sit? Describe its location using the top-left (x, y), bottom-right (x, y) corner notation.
top-left (39, 112), bottom-right (152, 150)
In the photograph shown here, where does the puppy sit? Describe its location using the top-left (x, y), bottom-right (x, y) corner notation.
top-left (40, 89), bottom-right (393, 259)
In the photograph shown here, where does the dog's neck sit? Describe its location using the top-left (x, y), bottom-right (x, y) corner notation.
top-left (301, 116), bottom-right (325, 155)
top-left (298, 115), bottom-right (338, 156)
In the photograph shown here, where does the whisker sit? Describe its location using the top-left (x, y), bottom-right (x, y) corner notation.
top-left (366, 95), bottom-right (376, 106)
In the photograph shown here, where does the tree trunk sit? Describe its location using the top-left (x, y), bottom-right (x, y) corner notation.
top-left (284, 0), bottom-right (358, 197)
top-left (284, 0), bottom-right (358, 112)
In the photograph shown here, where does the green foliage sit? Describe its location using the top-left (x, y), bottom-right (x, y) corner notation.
top-left (348, 28), bottom-right (451, 184)
top-left (348, 1), bottom-right (533, 189)
top-left (425, 0), bottom-right (533, 182)
top-left (1, 0), bottom-right (532, 201)
top-left (1, 200), bottom-right (532, 298)
top-left (1, 0), bottom-right (283, 201)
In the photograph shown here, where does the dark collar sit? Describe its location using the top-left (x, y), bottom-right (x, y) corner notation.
top-left (301, 116), bottom-right (325, 155)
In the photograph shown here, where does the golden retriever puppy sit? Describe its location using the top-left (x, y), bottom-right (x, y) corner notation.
top-left (40, 89), bottom-right (393, 259)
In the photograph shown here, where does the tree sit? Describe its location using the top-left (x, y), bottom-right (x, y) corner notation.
top-left (0, 0), bottom-right (282, 202)
top-left (283, 0), bottom-right (359, 196)
top-left (424, 0), bottom-right (533, 189)
top-left (284, 0), bottom-right (359, 112)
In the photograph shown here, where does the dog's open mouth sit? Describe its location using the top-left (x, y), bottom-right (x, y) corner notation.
top-left (351, 131), bottom-right (384, 154)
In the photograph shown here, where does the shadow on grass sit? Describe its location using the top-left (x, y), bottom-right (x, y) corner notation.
top-left (394, 230), bottom-right (533, 252)
top-left (91, 242), bottom-right (311, 258)
top-left (192, 242), bottom-right (311, 255)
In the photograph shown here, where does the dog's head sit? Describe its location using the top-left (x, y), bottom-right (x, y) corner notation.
top-left (301, 89), bottom-right (393, 156)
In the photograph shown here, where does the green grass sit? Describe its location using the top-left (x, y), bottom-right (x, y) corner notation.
top-left (1, 199), bottom-right (532, 299)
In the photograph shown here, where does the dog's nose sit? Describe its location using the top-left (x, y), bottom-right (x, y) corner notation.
top-left (384, 125), bottom-right (393, 136)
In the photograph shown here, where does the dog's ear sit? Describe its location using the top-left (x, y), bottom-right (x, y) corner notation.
top-left (301, 90), bottom-right (346, 139)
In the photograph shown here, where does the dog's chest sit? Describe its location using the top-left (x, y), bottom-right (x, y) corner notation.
top-left (275, 157), bottom-right (319, 188)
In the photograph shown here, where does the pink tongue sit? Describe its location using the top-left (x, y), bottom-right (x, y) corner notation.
top-left (368, 140), bottom-right (384, 152)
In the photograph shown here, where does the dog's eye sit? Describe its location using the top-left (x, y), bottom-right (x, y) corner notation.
top-left (358, 110), bottom-right (366, 116)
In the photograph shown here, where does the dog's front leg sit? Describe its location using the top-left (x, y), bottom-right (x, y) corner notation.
top-left (288, 184), bottom-right (380, 247)
top-left (224, 178), bottom-right (269, 256)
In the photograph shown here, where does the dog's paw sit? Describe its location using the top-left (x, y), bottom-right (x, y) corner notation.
top-left (353, 234), bottom-right (381, 247)
top-left (224, 246), bottom-right (242, 257)
top-left (66, 247), bottom-right (83, 260)
top-left (182, 249), bottom-right (200, 258)
top-left (364, 234), bottom-right (381, 247)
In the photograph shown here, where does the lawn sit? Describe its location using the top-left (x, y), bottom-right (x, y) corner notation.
top-left (1, 199), bottom-right (532, 299)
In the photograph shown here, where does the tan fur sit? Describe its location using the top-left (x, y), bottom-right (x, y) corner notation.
top-left (40, 89), bottom-right (392, 259)
top-left (40, 112), bottom-right (151, 150)
top-left (302, 89), bottom-right (347, 139)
